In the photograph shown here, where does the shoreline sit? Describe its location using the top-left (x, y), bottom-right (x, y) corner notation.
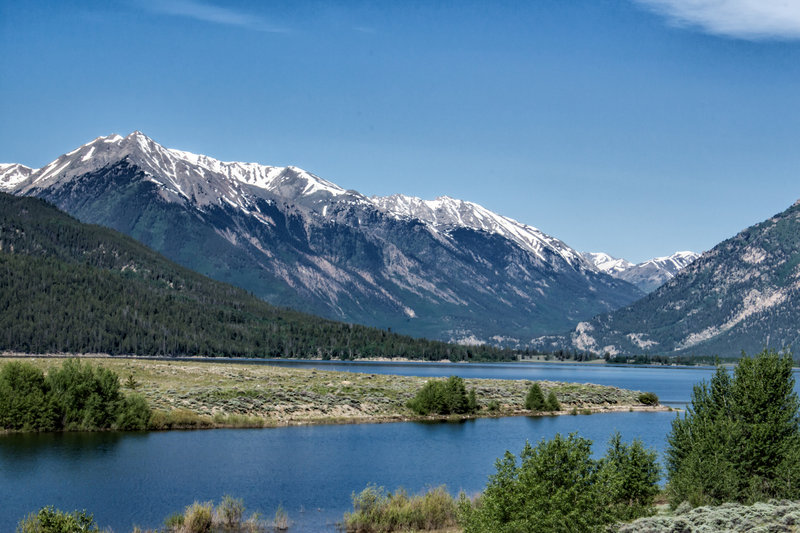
top-left (4, 351), bottom-right (784, 370)
top-left (0, 356), bottom-right (671, 433)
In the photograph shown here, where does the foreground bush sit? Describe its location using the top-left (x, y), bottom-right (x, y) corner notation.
top-left (458, 432), bottom-right (660, 533)
top-left (407, 376), bottom-right (477, 415)
top-left (0, 359), bottom-right (152, 432)
top-left (618, 499), bottom-right (800, 532)
top-left (666, 349), bottom-right (800, 507)
top-left (343, 484), bottom-right (459, 532)
top-left (16, 506), bottom-right (99, 533)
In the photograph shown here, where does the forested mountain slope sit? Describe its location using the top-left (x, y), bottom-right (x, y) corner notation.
top-left (0, 193), bottom-right (517, 361)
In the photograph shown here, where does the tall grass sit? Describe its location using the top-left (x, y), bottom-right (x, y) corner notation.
top-left (163, 496), bottom-right (265, 532)
top-left (342, 484), bottom-right (458, 532)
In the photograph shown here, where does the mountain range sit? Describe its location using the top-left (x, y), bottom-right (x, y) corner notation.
top-left (538, 201), bottom-right (800, 357)
top-left (1, 131), bottom-right (659, 346)
top-left (0, 191), bottom-right (514, 360)
top-left (582, 251), bottom-right (699, 293)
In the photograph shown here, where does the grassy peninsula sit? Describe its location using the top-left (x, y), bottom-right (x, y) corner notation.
top-left (0, 356), bottom-right (666, 430)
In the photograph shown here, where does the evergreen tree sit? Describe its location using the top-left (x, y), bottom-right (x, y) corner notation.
top-left (524, 383), bottom-right (546, 411)
top-left (460, 433), bottom-right (659, 532)
top-left (545, 391), bottom-right (561, 412)
top-left (666, 349), bottom-right (800, 506)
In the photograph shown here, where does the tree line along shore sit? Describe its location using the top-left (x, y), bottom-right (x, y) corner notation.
top-left (0, 356), bottom-right (665, 432)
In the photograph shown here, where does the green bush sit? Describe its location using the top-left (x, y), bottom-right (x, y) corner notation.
top-left (0, 359), bottom-right (152, 432)
top-left (638, 392), bottom-right (659, 406)
top-left (46, 359), bottom-right (124, 429)
top-left (343, 484), bottom-right (458, 532)
top-left (407, 376), bottom-right (477, 415)
top-left (16, 506), bottom-right (99, 533)
top-left (182, 501), bottom-right (213, 533)
top-left (0, 362), bottom-right (58, 431)
top-left (116, 394), bottom-right (151, 430)
top-left (666, 349), bottom-right (800, 507)
top-left (218, 495), bottom-right (245, 529)
top-left (603, 433), bottom-right (661, 521)
top-left (545, 391), bottom-right (561, 411)
top-left (458, 433), bottom-right (660, 532)
top-left (163, 512), bottom-right (184, 530)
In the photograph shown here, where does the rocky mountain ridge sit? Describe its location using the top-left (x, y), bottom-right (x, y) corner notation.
top-left (3, 132), bottom-right (644, 345)
top-left (540, 202), bottom-right (800, 357)
top-left (583, 251), bottom-right (699, 293)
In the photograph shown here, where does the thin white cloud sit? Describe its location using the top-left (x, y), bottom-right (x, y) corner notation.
top-left (633, 0), bottom-right (800, 40)
top-left (140, 0), bottom-right (288, 33)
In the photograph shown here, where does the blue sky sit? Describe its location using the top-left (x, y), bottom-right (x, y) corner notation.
top-left (1, 0), bottom-right (798, 263)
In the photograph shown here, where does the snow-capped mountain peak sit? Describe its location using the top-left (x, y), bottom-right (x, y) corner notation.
top-left (583, 250), bottom-right (699, 293)
top-left (582, 252), bottom-right (634, 275)
top-left (0, 163), bottom-right (34, 191)
top-left (12, 132), bottom-right (350, 212)
top-left (371, 193), bottom-right (588, 268)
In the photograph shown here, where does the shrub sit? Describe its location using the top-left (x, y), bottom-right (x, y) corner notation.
top-left (46, 359), bottom-right (124, 429)
top-left (545, 391), bottom-right (561, 411)
top-left (0, 359), bottom-right (151, 432)
top-left (524, 383), bottom-right (545, 411)
top-left (487, 400), bottom-right (500, 412)
top-left (16, 506), bottom-right (99, 533)
top-left (666, 350), bottom-right (800, 507)
top-left (638, 392), bottom-right (659, 406)
top-left (603, 432), bottom-right (661, 520)
top-left (0, 362), bottom-right (58, 431)
top-left (407, 376), bottom-right (477, 415)
top-left (183, 501), bottom-right (213, 533)
top-left (217, 495), bottom-right (245, 528)
top-left (458, 433), bottom-right (660, 533)
top-left (163, 512), bottom-right (184, 530)
top-left (116, 394), bottom-right (151, 430)
top-left (273, 504), bottom-right (289, 531)
top-left (343, 484), bottom-right (458, 532)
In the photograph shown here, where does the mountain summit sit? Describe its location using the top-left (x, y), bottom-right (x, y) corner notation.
top-left (4, 132), bottom-right (644, 345)
top-left (583, 251), bottom-right (699, 293)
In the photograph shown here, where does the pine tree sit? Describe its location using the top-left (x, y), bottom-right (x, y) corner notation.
top-left (666, 350), bottom-right (800, 506)
top-left (525, 383), bottom-right (546, 411)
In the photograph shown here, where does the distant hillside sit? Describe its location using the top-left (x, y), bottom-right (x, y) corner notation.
top-left (0, 193), bottom-right (517, 361)
top-left (539, 201), bottom-right (800, 358)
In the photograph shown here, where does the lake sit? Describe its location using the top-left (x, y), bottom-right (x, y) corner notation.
top-left (1, 362), bottom-right (797, 531)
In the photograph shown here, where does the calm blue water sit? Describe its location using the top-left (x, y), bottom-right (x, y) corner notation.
top-left (1, 362), bottom-right (797, 532)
